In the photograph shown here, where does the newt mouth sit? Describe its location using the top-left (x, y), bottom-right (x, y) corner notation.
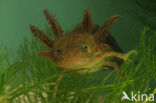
top-left (55, 57), bottom-right (92, 70)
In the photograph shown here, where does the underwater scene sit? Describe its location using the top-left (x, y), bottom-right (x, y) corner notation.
top-left (0, 0), bottom-right (156, 103)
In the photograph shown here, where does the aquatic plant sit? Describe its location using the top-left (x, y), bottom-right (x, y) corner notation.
top-left (0, 27), bottom-right (156, 103)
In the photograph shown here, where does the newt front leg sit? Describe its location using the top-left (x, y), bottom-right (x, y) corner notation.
top-left (77, 50), bottom-right (137, 74)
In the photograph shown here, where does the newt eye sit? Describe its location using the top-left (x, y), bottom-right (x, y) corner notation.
top-left (56, 48), bottom-right (62, 55)
top-left (82, 45), bottom-right (88, 52)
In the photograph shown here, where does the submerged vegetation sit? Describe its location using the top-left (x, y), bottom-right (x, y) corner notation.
top-left (0, 27), bottom-right (156, 103)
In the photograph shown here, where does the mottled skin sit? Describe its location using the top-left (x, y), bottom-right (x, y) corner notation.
top-left (46, 32), bottom-right (127, 73)
top-left (30, 9), bottom-right (135, 98)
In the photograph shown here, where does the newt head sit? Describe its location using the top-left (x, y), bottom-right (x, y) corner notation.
top-left (50, 33), bottom-right (97, 69)
top-left (30, 9), bottom-right (121, 72)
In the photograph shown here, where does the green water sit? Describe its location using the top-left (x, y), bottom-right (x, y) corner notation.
top-left (0, 0), bottom-right (156, 103)
top-left (0, 0), bottom-right (144, 51)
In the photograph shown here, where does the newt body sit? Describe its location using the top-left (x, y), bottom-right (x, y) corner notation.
top-left (30, 10), bottom-right (134, 74)
top-left (30, 9), bottom-right (136, 98)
